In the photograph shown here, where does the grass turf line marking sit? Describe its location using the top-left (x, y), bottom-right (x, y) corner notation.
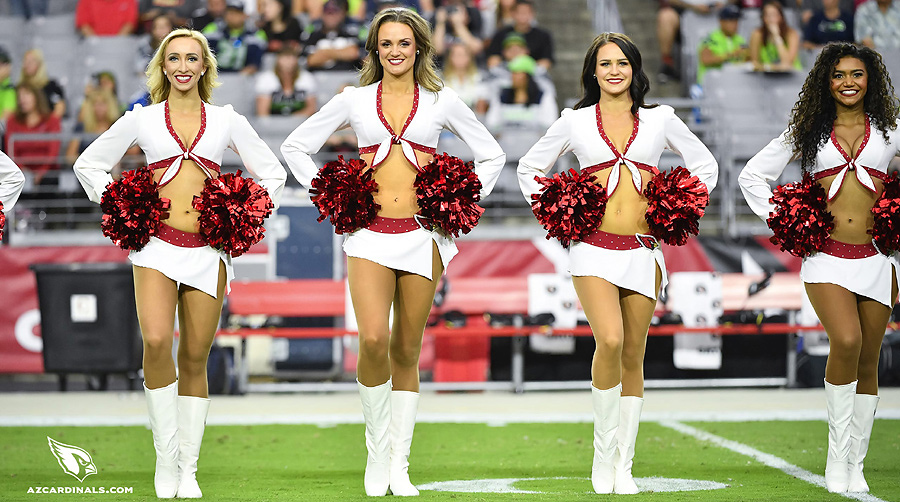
top-left (658, 420), bottom-right (888, 502)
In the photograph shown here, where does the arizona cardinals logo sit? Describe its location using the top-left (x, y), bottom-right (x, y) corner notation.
top-left (47, 437), bottom-right (97, 483)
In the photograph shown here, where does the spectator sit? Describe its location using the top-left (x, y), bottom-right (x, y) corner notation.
top-left (80, 71), bottom-right (123, 120)
top-left (855, 0), bottom-right (900, 50)
top-left (260, 0), bottom-right (304, 53)
top-left (486, 0), bottom-right (553, 71)
top-left (255, 48), bottom-right (318, 116)
top-left (306, 0), bottom-right (367, 21)
top-left (440, 42), bottom-right (488, 114)
top-left (301, 0), bottom-right (365, 72)
top-left (433, 0), bottom-right (484, 60)
top-left (697, 5), bottom-right (749, 84)
top-left (750, 1), bottom-right (802, 71)
top-left (493, 0), bottom-right (517, 32)
top-left (485, 55), bottom-right (557, 134)
top-left (800, 0), bottom-right (856, 25)
top-left (365, 0), bottom-right (433, 20)
top-left (0, 47), bottom-right (16, 120)
top-left (656, 1), bottom-right (730, 83)
top-left (4, 83), bottom-right (61, 186)
top-left (139, 0), bottom-right (202, 33)
top-left (803, 0), bottom-right (855, 48)
top-left (9, 0), bottom-right (48, 19)
top-left (137, 13), bottom-right (176, 77)
top-left (76, 0), bottom-right (139, 37)
top-left (18, 49), bottom-right (67, 119)
top-left (66, 89), bottom-right (121, 166)
top-left (203, 0), bottom-right (267, 74)
top-left (192, 0), bottom-right (227, 30)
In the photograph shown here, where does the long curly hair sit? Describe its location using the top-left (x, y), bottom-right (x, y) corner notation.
top-left (787, 42), bottom-right (899, 171)
top-left (574, 32), bottom-right (656, 115)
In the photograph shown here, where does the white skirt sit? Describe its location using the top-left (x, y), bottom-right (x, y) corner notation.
top-left (343, 224), bottom-right (457, 280)
top-left (129, 237), bottom-right (234, 299)
top-left (801, 245), bottom-right (900, 307)
top-left (568, 239), bottom-right (668, 300)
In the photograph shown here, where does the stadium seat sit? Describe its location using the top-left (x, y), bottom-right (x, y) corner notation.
top-left (212, 73), bottom-right (255, 116)
top-left (311, 70), bottom-right (358, 107)
top-left (29, 14), bottom-right (78, 40)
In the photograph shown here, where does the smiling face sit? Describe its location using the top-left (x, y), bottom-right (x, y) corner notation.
top-left (830, 56), bottom-right (867, 109)
top-left (17, 87), bottom-right (37, 114)
top-left (595, 42), bottom-right (632, 99)
top-left (164, 36), bottom-right (205, 95)
top-left (377, 21), bottom-right (416, 79)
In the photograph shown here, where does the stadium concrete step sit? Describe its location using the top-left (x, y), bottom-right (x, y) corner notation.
top-left (534, 0), bottom-right (595, 105)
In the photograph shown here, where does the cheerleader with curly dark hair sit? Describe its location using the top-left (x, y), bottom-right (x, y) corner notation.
top-left (739, 42), bottom-right (900, 494)
top-left (517, 32), bottom-right (718, 494)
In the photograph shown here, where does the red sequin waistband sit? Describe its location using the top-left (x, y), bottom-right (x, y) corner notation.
top-left (156, 223), bottom-right (206, 248)
top-left (365, 216), bottom-right (423, 234)
top-left (820, 238), bottom-right (878, 259)
top-left (579, 230), bottom-right (659, 251)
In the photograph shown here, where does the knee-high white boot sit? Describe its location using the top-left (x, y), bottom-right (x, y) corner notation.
top-left (824, 380), bottom-right (856, 493)
top-left (176, 396), bottom-right (210, 498)
top-left (144, 382), bottom-right (179, 499)
top-left (389, 390), bottom-right (419, 497)
top-left (848, 393), bottom-right (879, 492)
top-left (613, 396), bottom-right (643, 495)
top-left (591, 383), bottom-right (621, 494)
top-left (358, 379), bottom-right (392, 497)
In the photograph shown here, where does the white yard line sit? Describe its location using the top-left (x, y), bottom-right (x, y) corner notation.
top-left (658, 420), bottom-right (890, 502)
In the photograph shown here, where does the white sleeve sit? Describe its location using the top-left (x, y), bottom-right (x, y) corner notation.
top-left (280, 87), bottom-right (353, 187)
top-left (443, 88), bottom-right (507, 199)
top-left (0, 150), bottom-right (25, 213)
top-left (73, 106), bottom-right (140, 204)
top-left (227, 107), bottom-right (288, 209)
top-left (516, 110), bottom-right (572, 202)
top-left (662, 106), bottom-right (718, 193)
top-left (738, 129), bottom-right (794, 221)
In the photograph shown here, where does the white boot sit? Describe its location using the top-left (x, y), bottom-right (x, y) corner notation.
top-left (824, 380), bottom-right (856, 493)
top-left (591, 383), bottom-right (621, 494)
top-left (848, 393), bottom-right (879, 492)
top-left (613, 396), bottom-right (643, 495)
top-left (358, 379), bottom-right (391, 496)
top-left (176, 396), bottom-right (210, 498)
top-left (144, 382), bottom-right (179, 499)
top-left (389, 391), bottom-right (420, 496)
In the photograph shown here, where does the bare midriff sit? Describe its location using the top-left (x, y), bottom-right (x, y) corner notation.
top-left (818, 172), bottom-right (881, 245)
top-left (590, 163), bottom-right (653, 235)
top-left (361, 147), bottom-right (433, 219)
top-left (154, 159), bottom-right (211, 233)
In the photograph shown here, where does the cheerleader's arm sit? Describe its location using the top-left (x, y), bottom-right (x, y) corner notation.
top-left (0, 150), bottom-right (25, 213)
top-left (516, 110), bottom-right (573, 203)
top-left (443, 88), bottom-right (506, 199)
top-left (227, 106), bottom-right (288, 209)
top-left (662, 105), bottom-right (718, 193)
top-left (738, 129), bottom-right (794, 221)
top-left (280, 87), bottom-right (353, 188)
top-left (73, 105), bottom-right (140, 203)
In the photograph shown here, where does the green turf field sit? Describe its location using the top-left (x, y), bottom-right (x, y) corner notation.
top-left (1, 421), bottom-right (897, 501)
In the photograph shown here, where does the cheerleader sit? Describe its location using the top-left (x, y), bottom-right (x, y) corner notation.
top-left (281, 8), bottom-right (504, 496)
top-left (74, 29), bottom-right (286, 498)
top-left (0, 151), bottom-right (26, 239)
top-left (739, 42), bottom-right (899, 493)
top-left (517, 33), bottom-right (717, 494)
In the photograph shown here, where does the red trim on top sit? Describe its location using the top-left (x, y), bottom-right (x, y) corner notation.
top-left (830, 114), bottom-right (870, 163)
top-left (155, 101), bottom-right (217, 188)
top-left (585, 105), bottom-right (659, 194)
top-left (813, 165), bottom-right (887, 182)
top-left (376, 82), bottom-right (419, 143)
top-left (596, 103), bottom-right (639, 159)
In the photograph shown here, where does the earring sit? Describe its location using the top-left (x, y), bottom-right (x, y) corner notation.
top-left (201, 71), bottom-right (205, 76)
top-left (164, 70), bottom-right (167, 76)
top-left (416, 50), bottom-right (420, 54)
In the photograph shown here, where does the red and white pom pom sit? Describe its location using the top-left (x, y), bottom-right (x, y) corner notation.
top-left (0, 201), bottom-right (5, 241)
top-left (531, 169), bottom-right (607, 247)
top-left (871, 172), bottom-right (900, 254)
top-left (100, 167), bottom-right (170, 251)
top-left (309, 156), bottom-right (379, 234)
top-left (193, 170), bottom-right (274, 258)
top-left (767, 172), bottom-right (834, 258)
top-left (644, 166), bottom-right (709, 246)
top-left (414, 153), bottom-right (484, 237)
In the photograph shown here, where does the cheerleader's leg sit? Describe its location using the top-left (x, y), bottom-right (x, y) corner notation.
top-left (173, 262), bottom-right (227, 498)
top-left (806, 282), bottom-right (863, 493)
top-left (386, 243), bottom-right (443, 497)
top-left (134, 266), bottom-right (180, 498)
top-left (348, 257), bottom-right (398, 496)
